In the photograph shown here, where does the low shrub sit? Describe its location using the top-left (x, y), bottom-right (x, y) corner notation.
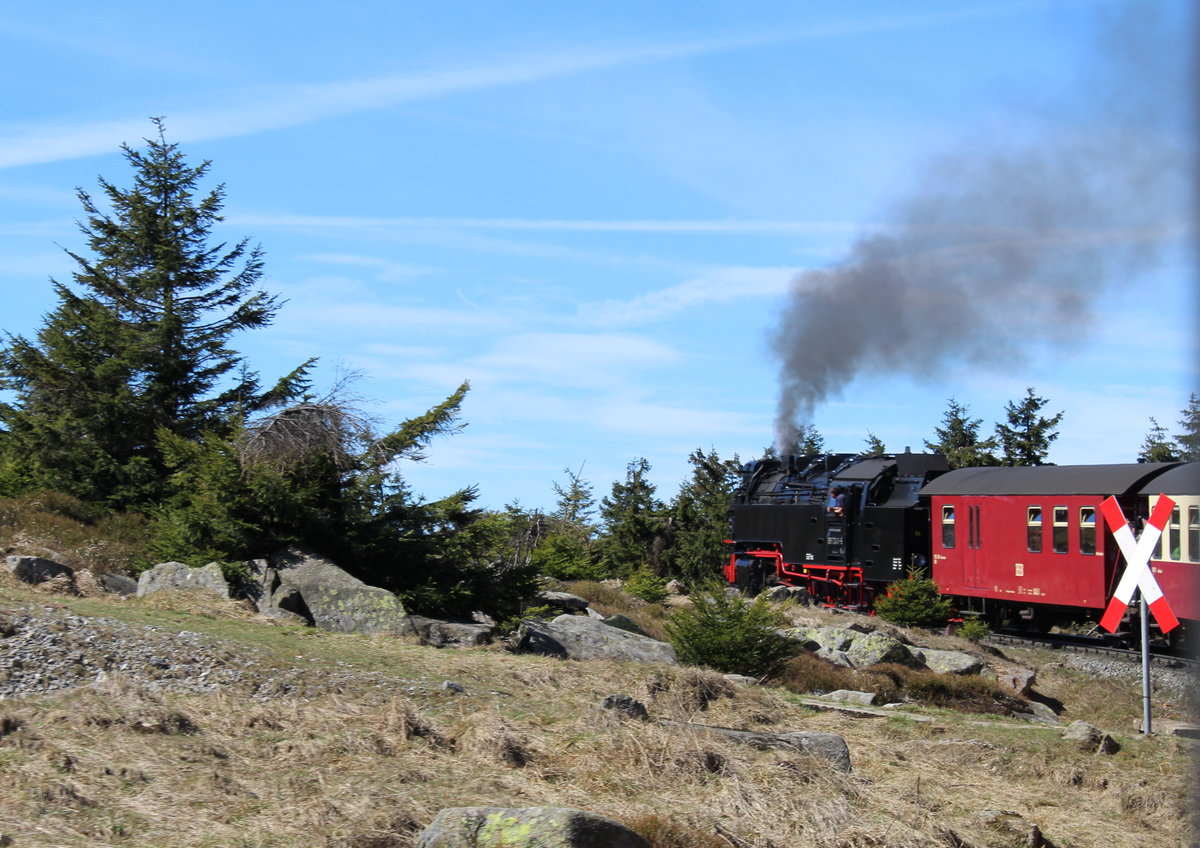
top-left (624, 566), bottom-right (668, 604)
top-left (957, 616), bottom-right (990, 643)
top-left (665, 583), bottom-right (793, 679)
top-left (874, 568), bottom-right (955, 628)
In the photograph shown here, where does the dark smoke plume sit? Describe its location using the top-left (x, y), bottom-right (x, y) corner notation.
top-left (772, 4), bottom-right (1193, 450)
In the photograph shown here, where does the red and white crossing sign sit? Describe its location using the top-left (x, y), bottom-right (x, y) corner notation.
top-left (1098, 495), bottom-right (1178, 634)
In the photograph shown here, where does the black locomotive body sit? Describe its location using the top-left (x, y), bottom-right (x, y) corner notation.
top-left (728, 451), bottom-right (949, 605)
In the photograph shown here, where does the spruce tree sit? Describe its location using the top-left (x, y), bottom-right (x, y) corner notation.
top-left (1138, 417), bottom-right (1180, 463)
top-left (531, 465), bottom-right (601, 581)
top-left (667, 447), bottom-right (742, 583)
top-left (0, 120), bottom-right (311, 508)
top-left (597, 457), bottom-right (663, 577)
top-left (862, 431), bottom-right (886, 457)
top-left (994, 387), bottom-right (1063, 467)
top-left (1175, 394), bottom-right (1200, 462)
top-left (924, 398), bottom-right (999, 469)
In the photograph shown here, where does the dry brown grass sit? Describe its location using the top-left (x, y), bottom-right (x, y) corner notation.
top-left (0, 584), bottom-right (1195, 848)
top-left (0, 492), bottom-right (151, 575)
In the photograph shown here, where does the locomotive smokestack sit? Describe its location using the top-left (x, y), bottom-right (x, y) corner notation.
top-left (771, 4), bottom-right (1191, 451)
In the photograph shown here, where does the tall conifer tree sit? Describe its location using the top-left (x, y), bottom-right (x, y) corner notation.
top-left (0, 120), bottom-right (311, 507)
top-left (667, 447), bottom-right (742, 583)
top-left (924, 398), bottom-right (999, 469)
top-left (994, 387), bottom-right (1063, 467)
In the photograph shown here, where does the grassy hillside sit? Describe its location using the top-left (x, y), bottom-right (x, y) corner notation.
top-left (0, 571), bottom-right (1195, 848)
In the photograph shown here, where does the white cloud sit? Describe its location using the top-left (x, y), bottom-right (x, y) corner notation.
top-left (580, 265), bottom-right (801, 326)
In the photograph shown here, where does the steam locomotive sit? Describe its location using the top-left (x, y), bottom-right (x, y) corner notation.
top-left (724, 452), bottom-right (1198, 643)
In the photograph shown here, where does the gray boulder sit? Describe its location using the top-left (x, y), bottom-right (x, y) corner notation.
top-left (778, 627), bottom-right (820, 650)
top-left (815, 647), bottom-right (854, 668)
top-left (811, 626), bottom-right (856, 652)
top-left (846, 619), bottom-right (912, 644)
top-left (824, 689), bottom-right (877, 706)
top-left (5, 556), bottom-right (73, 585)
top-left (538, 591), bottom-right (590, 612)
top-left (406, 616), bottom-right (493, 648)
top-left (661, 720), bottom-right (852, 772)
top-left (269, 546), bottom-right (409, 635)
top-left (997, 667), bottom-right (1038, 697)
top-left (601, 614), bottom-right (646, 635)
top-left (415, 806), bottom-right (649, 848)
top-left (1062, 720), bottom-right (1120, 754)
top-left (513, 615), bottom-right (676, 664)
top-left (136, 561), bottom-right (230, 599)
top-left (1014, 700), bottom-right (1060, 725)
top-left (100, 572), bottom-right (138, 596)
top-left (776, 731), bottom-right (853, 772)
top-left (845, 631), bottom-right (914, 667)
top-left (912, 648), bottom-right (984, 675)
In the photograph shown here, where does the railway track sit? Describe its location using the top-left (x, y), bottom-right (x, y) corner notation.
top-left (985, 630), bottom-right (1198, 669)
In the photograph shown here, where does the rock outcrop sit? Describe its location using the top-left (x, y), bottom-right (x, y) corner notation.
top-left (513, 615), bottom-right (677, 664)
top-left (5, 555), bottom-right (74, 585)
top-left (267, 546), bottom-right (410, 636)
top-left (136, 561), bottom-right (230, 599)
top-left (405, 616), bottom-right (493, 648)
top-left (415, 806), bottom-right (650, 848)
top-left (660, 720), bottom-right (853, 772)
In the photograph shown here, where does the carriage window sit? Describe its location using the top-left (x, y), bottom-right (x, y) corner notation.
top-left (1052, 506), bottom-right (1069, 554)
top-left (1027, 507), bottom-right (1042, 553)
top-left (1079, 507), bottom-right (1097, 555)
top-left (1189, 507), bottom-right (1199, 564)
top-left (1168, 506), bottom-right (1181, 561)
top-left (941, 505), bottom-right (955, 549)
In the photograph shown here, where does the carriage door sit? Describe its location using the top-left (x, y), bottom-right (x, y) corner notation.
top-left (962, 497), bottom-right (986, 589)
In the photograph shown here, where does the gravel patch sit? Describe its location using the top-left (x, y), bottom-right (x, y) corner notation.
top-left (1055, 653), bottom-right (1199, 709)
top-left (0, 602), bottom-right (420, 701)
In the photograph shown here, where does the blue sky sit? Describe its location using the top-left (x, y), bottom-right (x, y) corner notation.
top-left (0, 1), bottom-right (1194, 513)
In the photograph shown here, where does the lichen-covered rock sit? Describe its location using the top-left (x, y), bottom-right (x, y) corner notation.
top-left (136, 561), bottom-right (230, 599)
top-left (845, 631), bottom-right (913, 667)
top-left (913, 648), bottom-right (984, 675)
top-left (415, 806), bottom-right (649, 848)
top-left (269, 546), bottom-right (409, 635)
top-left (513, 615), bottom-right (676, 664)
top-left (5, 556), bottom-right (73, 585)
top-left (811, 626), bottom-right (857, 652)
top-left (777, 627), bottom-right (820, 650)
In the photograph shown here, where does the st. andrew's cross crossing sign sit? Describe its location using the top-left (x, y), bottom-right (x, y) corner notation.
top-left (1098, 495), bottom-right (1179, 634)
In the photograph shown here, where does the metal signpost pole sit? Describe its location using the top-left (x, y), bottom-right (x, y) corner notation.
top-left (1140, 591), bottom-right (1151, 735)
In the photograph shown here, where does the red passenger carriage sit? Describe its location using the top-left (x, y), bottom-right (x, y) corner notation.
top-left (920, 464), bottom-right (1183, 632)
